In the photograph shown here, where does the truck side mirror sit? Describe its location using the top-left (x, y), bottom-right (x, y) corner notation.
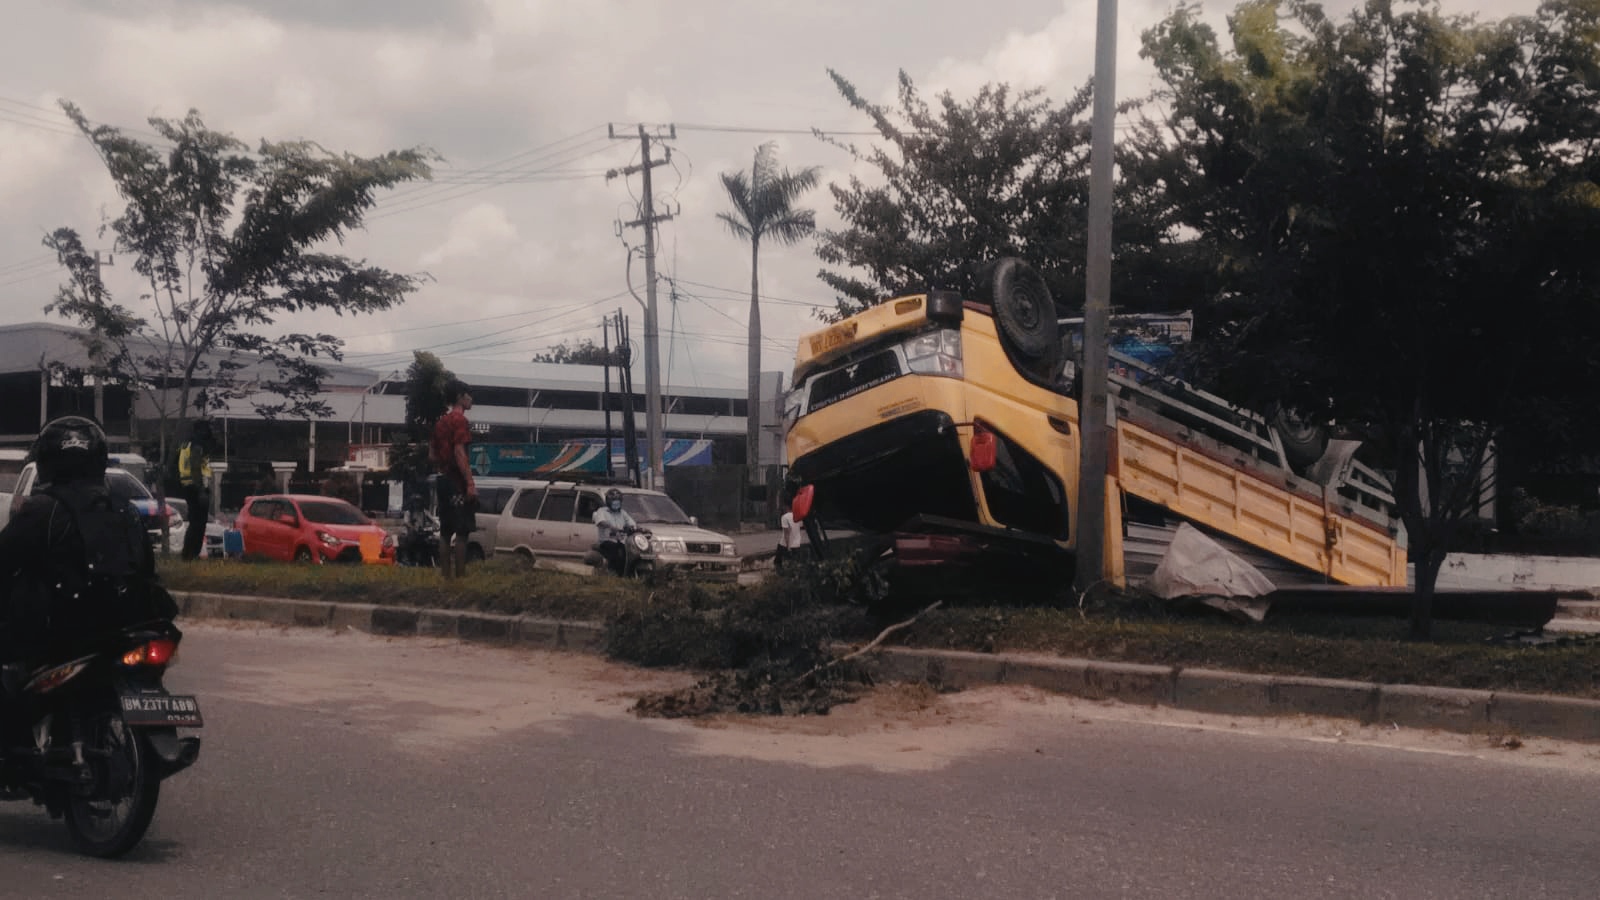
top-left (970, 424), bottom-right (998, 473)
top-left (791, 484), bottom-right (815, 521)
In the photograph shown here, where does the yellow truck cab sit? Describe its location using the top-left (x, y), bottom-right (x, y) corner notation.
top-left (785, 259), bottom-right (1407, 590)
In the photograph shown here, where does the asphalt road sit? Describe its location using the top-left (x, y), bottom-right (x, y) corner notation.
top-left (3, 623), bottom-right (1598, 899)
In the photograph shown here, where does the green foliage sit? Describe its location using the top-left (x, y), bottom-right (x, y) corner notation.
top-left (1136, 0), bottom-right (1600, 636)
top-left (818, 70), bottom-right (1207, 319)
top-left (531, 338), bottom-right (619, 366)
top-left (386, 351), bottom-right (455, 486)
top-left (43, 102), bottom-right (433, 465)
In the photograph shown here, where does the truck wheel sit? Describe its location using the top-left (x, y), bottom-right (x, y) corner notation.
top-left (1273, 406), bottom-right (1329, 473)
top-left (987, 258), bottom-right (1064, 381)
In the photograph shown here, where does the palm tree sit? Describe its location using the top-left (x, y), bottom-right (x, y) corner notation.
top-left (717, 143), bottom-right (820, 487)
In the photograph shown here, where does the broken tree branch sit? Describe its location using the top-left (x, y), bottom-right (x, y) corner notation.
top-left (789, 600), bottom-right (942, 687)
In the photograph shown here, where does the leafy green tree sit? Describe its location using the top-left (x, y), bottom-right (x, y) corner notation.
top-left (532, 338), bottom-right (619, 366)
top-left (817, 70), bottom-right (1207, 320)
top-left (44, 102), bottom-right (432, 471)
top-left (1139, 0), bottom-right (1600, 638)
top-left (386, 351), bottom-right (457, 486)
top-left (718, 142), bottom-right (821, 475)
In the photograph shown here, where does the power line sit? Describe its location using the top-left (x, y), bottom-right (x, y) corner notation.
top-left (0, 254), bottom-right (58, 276)
top-left (677, 122), bottom-right (882, 136)
top-left (374, 126), bottom-right (607, 205)
top-left (345, 290), bottom-right (632, 364)
top-left (666, 276), bottom-right (828, 310)
top-left (369, 140), bottom-right (625, 220)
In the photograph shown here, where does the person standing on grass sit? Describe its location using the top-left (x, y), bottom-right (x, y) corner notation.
top-left (177, 419), bottom-right (214, 561)
top-left (776, 499), bottom-right (804, 572)
top-left (430, 380), bottom-right (477, 579)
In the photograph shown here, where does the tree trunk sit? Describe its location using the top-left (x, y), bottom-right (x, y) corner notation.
top-left (746, 237), bottom-right (762, 488)
top-left (1409, 543), bottom-right (1445, 641)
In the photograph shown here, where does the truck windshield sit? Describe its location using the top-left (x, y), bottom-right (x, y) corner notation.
top-left (621, 494), bottom-right (691, 525)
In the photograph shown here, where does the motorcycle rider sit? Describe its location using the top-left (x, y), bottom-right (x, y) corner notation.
top-left (0, 417), bottom-right (174, 693)
top-left (591, 487), bottom-right (639, 576)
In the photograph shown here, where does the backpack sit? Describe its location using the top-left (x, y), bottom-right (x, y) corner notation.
top-left (41, 486), bottom-right (175, 632)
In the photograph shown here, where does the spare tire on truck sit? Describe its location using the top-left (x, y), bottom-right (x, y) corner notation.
top-left (982, 258), bottom-right (1064, 382)
top-left (1271, 405), bottom-right (1330, 474)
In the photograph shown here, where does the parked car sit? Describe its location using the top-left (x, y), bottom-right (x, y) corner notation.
top-left (493, 481), bottom-right (739, 580)
top-left (234, 494), bottom-right (396, 564)
top-left (165, 497), bottom-right (227, 559)
top-left (4, 461), bottom-right (187, 550)
top-left (407, 475), bottom-right (523, 562)
top-left (0, 448), bottom-right (29, 527)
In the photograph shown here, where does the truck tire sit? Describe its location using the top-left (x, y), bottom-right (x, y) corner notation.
top-left (986, 258), bottom-right (1064, 381)
top-left (1273, 406), bottom-right (1330, 473)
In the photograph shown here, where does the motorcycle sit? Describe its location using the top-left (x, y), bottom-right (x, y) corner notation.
top-left (395, 513), bottom-right (440, 568)
top-left (587, 525), bottom-right (654, 578)
top-left (0, 619), bottom-right (202, 858)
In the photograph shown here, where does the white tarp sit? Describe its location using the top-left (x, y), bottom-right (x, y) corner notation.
top-left (1149, 523), bottom-right (1277, 622)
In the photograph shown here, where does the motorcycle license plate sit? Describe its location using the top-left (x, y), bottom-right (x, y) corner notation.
top-left (119, 693), bottom-right (204, 727)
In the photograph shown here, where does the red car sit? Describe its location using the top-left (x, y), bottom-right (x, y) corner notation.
top-left (234, 494), bottom-right (396, 565)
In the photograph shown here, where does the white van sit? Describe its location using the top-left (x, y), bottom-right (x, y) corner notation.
top-left (0, 448), bottom-right (29, 528)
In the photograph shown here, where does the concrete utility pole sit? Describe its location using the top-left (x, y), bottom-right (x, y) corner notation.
top-left (92, 250), bottom-right (112, 426)
top-left (608, 123), bottom-right (676, 489)
top-left (1075, 0), bottom-right (1118, 596)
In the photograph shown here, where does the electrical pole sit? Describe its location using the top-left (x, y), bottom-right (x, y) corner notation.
top-left (608, 123), bottom-right (676, 490)
top-left (91, 250), bottom-right (112, 427)
top-left (1075, 0), bottom-right (1118, 596)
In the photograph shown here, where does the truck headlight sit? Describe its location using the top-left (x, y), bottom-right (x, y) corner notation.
top-left (722, 543), bottom-right (737, 557)
top-left (650, 538), bottom-right (684, 554)
top-left (903, 327), bottom-right (963, 378)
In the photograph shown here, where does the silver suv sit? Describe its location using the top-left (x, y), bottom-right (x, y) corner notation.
top-left (493, 481), bottom-right (738, 580)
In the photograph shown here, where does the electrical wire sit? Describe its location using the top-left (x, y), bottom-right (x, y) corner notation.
top-left (378, 125), bottom-right (605, 202)
top-left (369, 140), bottom-right (626, 220)
top-left (345, 290), bottom-right (631, 364)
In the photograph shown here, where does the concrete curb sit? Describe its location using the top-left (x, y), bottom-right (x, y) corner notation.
top-left (173, 590), bottom-right (1600, 744)
top-left (174, 591), bottom-right (608, 655)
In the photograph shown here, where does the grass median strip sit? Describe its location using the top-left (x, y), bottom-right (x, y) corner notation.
top-left (158, 558), bottom-right (1600, 703)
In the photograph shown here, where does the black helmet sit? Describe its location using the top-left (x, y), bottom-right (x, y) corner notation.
top-left (605, 488), bottom-right (623, 503)
top-left (34, 415), bottom-right (108, 486)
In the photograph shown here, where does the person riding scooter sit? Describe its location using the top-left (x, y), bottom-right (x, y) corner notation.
top-left (591, 487), bottom-right (642, 576)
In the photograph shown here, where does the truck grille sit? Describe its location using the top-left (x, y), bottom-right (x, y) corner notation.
top-left (808, 350), bottom-right (901, 412)
top-left (686, 542), bottom-right (722, 555)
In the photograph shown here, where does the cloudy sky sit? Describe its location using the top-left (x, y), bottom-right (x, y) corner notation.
top-left (0, 0), bottom-right (1538, 390)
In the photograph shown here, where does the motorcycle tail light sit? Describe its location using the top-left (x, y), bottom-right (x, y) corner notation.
top-left (123, 639), bottom-right (179, 667)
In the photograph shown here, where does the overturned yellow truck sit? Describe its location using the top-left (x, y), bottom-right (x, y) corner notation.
top-left (783, 259), bottom-right (1407, 590)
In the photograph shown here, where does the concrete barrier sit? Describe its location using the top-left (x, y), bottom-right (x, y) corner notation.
top-left (1270, 675), bottom-right (1379, 724)
top-left (417, 610), bottom-right (462, 638)
top-left (1174, 668), bottom-right (1278, 717)
top-left (1489, 691), bottom-right (1600, 742)
top-left (330, 603), bottom-right (378, 633)
top-left (458, 612), bottom-right (517, 644)
top-left (1083, 661), bottom-right (1176, 706)
top-left (1377, 685), bottom-right (1492, 733)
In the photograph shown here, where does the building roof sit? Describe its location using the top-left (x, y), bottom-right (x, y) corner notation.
top-left (0, 322), bottom-right (380, 388)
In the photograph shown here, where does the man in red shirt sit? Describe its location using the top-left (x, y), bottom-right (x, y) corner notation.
top-left (430, 379), bottom-right (477, 579)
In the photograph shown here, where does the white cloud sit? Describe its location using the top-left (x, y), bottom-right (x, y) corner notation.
top-left (420, 203), bottom-right (521, 266)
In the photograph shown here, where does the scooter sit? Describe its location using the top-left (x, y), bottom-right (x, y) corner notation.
top-left (0, 619), bottom-right (203, 858)
top-left (396, 511), bottom-right (440, 568)
top-left (586, 525), bottom-right (654, 578)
